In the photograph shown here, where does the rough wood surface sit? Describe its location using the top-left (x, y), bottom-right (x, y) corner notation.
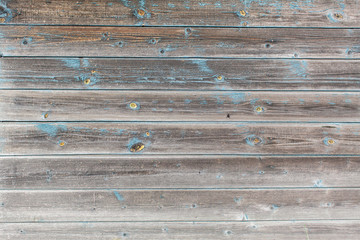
top-left (2, 220), bottom-right (360, 240)
top-left (1, 26), bottom-right (359, 58)
top-left (0, 122), bottom-right (359, 155)
top-left (1, 58), bottom-right (359, 90)
top-left (1, 156), bottom-right (359, 189)
top-left (1, 189), bottom-right (360, 222)
top-left (1, 0), bottom-right (359, 27)
top-left (1, 90), bottom-right (359, 121)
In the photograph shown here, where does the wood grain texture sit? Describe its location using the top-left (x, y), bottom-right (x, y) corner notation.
top-left (1, 156), bottom-right (359, 189)
top-left (1, 58), bottom-right (359, 90)
top-left (0, 122), bottom-right (359, 155)
top-left (1, 189), bottom-right (360, 221)
top-left (1, 0), bottom-right (360, 27)
top-left (1, 26), bottom-right (359, 58)
top-left (2, 220), bottom-right (360, 240)
top-left (1, 90), bottom-right (359, 121)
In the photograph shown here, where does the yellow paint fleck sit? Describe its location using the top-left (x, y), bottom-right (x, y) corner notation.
top-left (242, 22), bottom-right (248, 26)
top-left (253, 138), bottom-right (260, 144)
top-left (137, 9), bottom-right (145, 16)
top-left (334, 13), bottom-right (343, 19)
top-left (129, 102), bottom-right (138, 109)
top-left (217, 75), bottom-right (223, 81)
top-left (91, 70), bottom-right (97, 74)
top-left (0, 18), bottom-right (5, 23)
top-left (146, 132), bottom-right (150, 136)
top-left (44, 113), bottom-right (49, 119)
top-left (84, 78), bottom-right (91, 85)
top-left (327, 139), bottom-right (335, 145)
top-left (255, 106), bottom-right (264, 113)
top-left (131, 143), bottom-right (145, 152)
top-left (239, 10), bottom-right (247, 16)
top-left (59, 141), bottom-right (65, 147)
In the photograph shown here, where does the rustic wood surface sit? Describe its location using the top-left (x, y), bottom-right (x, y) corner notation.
top-left (1, 58), bottom-right (359, 90)
top-left (1, 122), bottom-right (359, 155)
top-left (1, 0), bottom-right (359, 239)
top-left (1, 90), bottom-right (359, 121)
top-left (2, 220), bottom-right (360, 240)
top-left (1, 156), bottom-right (359, 189)
top-left (2, 189), bottom-right (360, 221)
top-left (1, 0), bottom-right (360, 27)
top-left (0, 26), bottom-right (359, 58)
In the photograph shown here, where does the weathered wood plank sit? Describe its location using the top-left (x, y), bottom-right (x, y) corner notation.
top-left (1, 58), bottom-right (359, 90)
top-left (1, 189), bottom-right (360, 221)
top-left (1, 0), bottom-right (359, 27)
top-left (1, 156), bottom-right (359, 189)
top-left (2, 220), bottom-right (360, 240)
top-left (1, 26), bottom-right (359, 58)
top-left (0, 122), bottom-right (359, 155)
top-left (1, 90), bottom-right (360, 121)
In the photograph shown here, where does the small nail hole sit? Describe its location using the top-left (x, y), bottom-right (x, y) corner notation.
top-left (265, 43), bottom-right (271, 48)
top-left (227, 113), bottom-right (230, 118)
top-left (160, 49), bottom-right (165, 54)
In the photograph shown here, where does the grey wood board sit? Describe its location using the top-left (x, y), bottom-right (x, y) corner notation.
top-left (1, 58), bottom-right (359, 90)
top-left (0, 122), bottom-right (359, 155)
top-left (1, 90), bottom-right (359, 121)
top-left (1, 189), bottom-right (360, 221)
top-left (1, 0), bottom-right (359, 27)
top-left (2, 220), bottom-right (360, 239)
top-left (1, 155), bottom-right (359, 189)
top-left (1, 26), bottom-right (359, 58)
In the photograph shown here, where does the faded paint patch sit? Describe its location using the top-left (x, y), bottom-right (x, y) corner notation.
top-left (191, 60), bottom-right (213, 73)
top-left (36, 123), bottom-right (67, 137)
top-left (112, 190), bottom-right (124, 201)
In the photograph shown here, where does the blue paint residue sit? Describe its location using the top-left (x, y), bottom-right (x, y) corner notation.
top-left (223, 92), bottom-right (246, 104)
top-left (112, 190), bottom-right (125, 201)
top-left (234, 197), bottom-right (242, 203)
top-left (314, 179), bottom-right (323, 188)
top-left (62, 59), bottom-right (81, 69)
top-left (271, 204), bottom-right (280, 210)
top-left (36, 123), bottom-right (67, 137)
top-left (0, 1), bottom-right (14, 22)
top-left (191, 60), bottom-right (213, 73)
top-left (250, 98), bottom-right (259, 105)
top-left (288, 60), bottom-right (308, 79)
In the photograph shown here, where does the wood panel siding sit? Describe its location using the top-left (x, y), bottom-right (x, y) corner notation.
top-left (0, 0), bottom-right (359, 239)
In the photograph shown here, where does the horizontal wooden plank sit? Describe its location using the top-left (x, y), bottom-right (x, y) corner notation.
top-left (2, 220), bottom-right (360, 240)
top-left (1, 90), bottom-right (360, 121)
top-left (1, 0), bottom-right (360, 27)
top-left (1, 58), bottom-right (359, 90)
top-left (0, 122), bottom-right (359, 155)
top-left (1, 156), bottom-right (359, 189)
top-left (1, 189), bottom-right (360, 221)
top-left (1, 26), bottom-right (359, 58)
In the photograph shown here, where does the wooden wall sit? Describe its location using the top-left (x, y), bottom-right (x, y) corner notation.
top-left (1, 0), bottom-right (360, 239)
